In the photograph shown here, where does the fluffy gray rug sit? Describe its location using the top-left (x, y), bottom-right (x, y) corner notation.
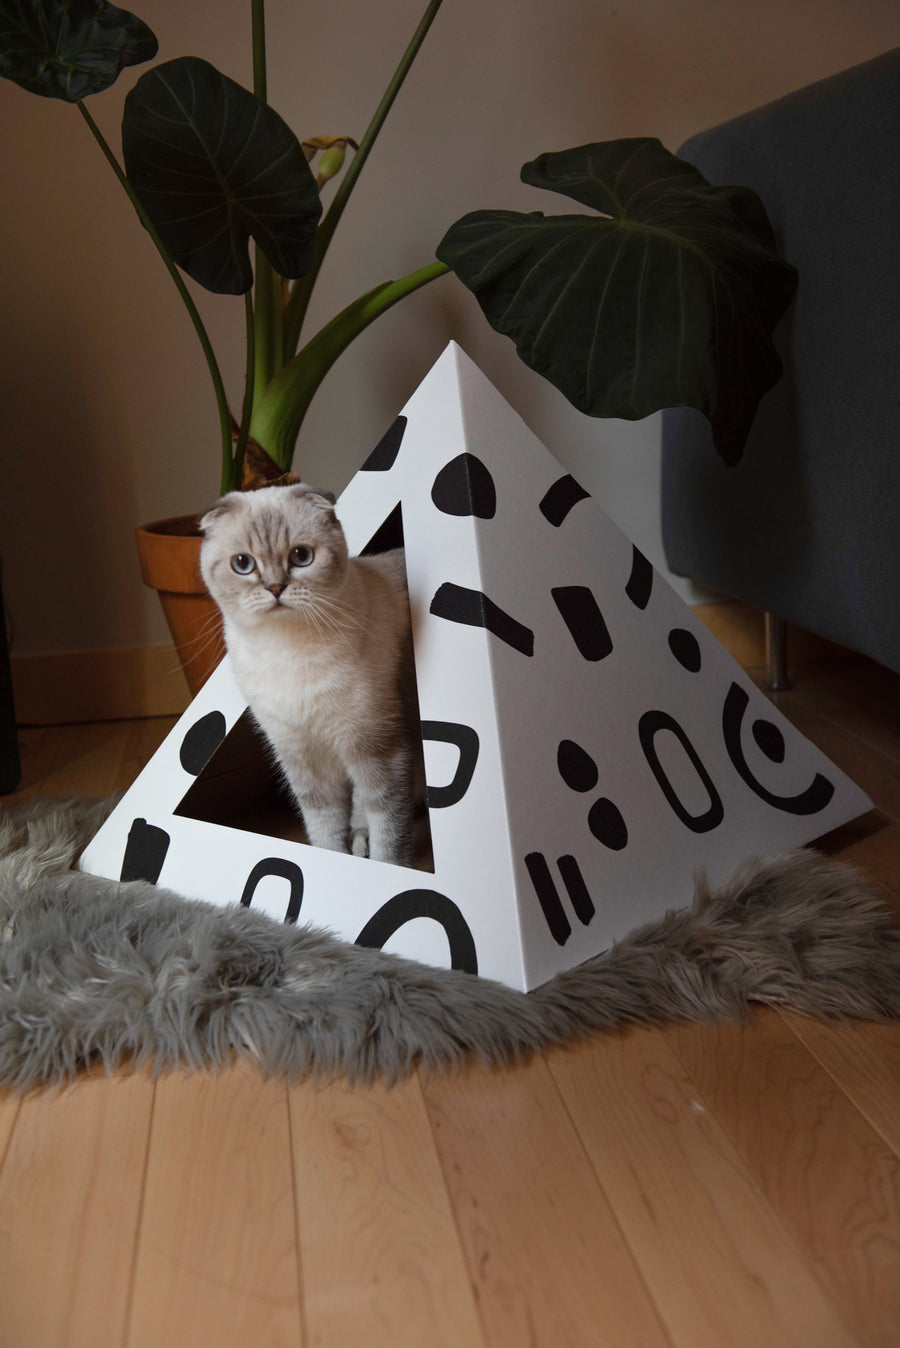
top-left (1, 795), bottom-right (898, 1092)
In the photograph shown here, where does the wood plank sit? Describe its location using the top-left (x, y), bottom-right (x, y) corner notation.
top-left (781, 1014), bottom-right (900, 1158)
top-left (11, 643), bottom-right (191, 725)
top-left (548, 1027), bottom-right (862, 1348)
top-left (825, 817), bottom-right (900, 903)
top-left (126, 1064), bottom-right (301, 1348)
top-left (0, 1070), bottom-right (155, 1348)
top-left (112, 716), bottom-right (178, 793)
top-left (0, 1094), bottom-right (21, 1169)
top-left (781, 661), bottom-right (900, 768)
top-left (422, 1055), bottom-right (672, 1348)
top-left (666, 1012), bottom-right (900, 1348)
top-left (289, 1073), bottom-right (486, 1348)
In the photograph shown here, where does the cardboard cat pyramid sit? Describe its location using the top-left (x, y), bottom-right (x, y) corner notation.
top-left (79, 343), bottom-right (872, 991)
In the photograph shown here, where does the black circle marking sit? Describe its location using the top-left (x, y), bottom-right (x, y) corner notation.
top-left (179, 710), bottom-right (227, 775)
top-left (356, 890), bottom-right (477, 974)
top-left (431, 453), bottom-right (497, 518)
top-left (588, 798), bottom-right (629, 850)
top-left (557, 739), bottom-right (599, 793)
top-left (668, 628), bottom-right (702, 673)
top-left (752, 717), bottom-right (786, 763)
top-left (639, 710), bottom-right (725, 833)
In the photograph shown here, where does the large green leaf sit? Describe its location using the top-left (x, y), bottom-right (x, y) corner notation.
top-left (122, 57), bottom-right (322, 295)
top-left (0, 0), bottom-right (156, 101)
top-left (437, 139), bottom-right (798, 464)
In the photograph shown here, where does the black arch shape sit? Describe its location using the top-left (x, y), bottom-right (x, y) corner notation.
top-left (638, 710), bottom-right (725, 834)
top-left (355, 890), bottom-right (478, 974)
top-left (722, 683), bottom-right (835, 815)
top-left (420, 720), bottom-right (480, 807)
top-left (240, 858), bottom-right (305, 924)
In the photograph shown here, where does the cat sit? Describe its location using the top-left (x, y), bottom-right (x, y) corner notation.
top-left (199, 482), bottom-right (424, 867)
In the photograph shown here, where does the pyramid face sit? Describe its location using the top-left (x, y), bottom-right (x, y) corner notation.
top-left (79, 344), bottom-right (872, 991)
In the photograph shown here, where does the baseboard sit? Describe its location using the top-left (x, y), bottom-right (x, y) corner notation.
top-left (11, 603), bottom-right (847, 726)
top-left (11, 644), bottom-right (191, 726)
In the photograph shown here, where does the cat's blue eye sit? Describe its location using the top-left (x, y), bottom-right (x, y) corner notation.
top-left (289, 545), bottom-right (314, 568)
top-left (230, 554), bottom-right (256, 575)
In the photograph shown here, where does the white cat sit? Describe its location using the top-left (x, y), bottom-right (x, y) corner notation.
top-left (199, 483), bottom-right (423, 867)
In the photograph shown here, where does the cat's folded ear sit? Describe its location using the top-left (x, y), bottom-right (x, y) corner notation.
top-left (290, 484), bottom-right (337, 510)
top-left (198, 494), bottom-right (240, 534)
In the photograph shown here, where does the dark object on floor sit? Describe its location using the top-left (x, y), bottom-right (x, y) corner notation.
top-left (662, 48), bottom-right (900, 675)
top-left (0, 797), bottom-right (897, 1093)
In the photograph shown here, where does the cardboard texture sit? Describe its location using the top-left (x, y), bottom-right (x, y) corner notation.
top-left (79, 344), bottom-right (873, 991)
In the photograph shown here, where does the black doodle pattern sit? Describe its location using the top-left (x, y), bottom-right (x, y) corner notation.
top-left (557, 739), bottom-right (599, 793)
top-left (356, 890), bottom-right (478, 974)
top-left (179, 710), bottom-right (227, 776)
top-left (361, 415), bottom-right (407, 471)
top-left (625, 545), bottom-right (653, 610)
top-left (524, 853), bottom-right (572, 945)
top-left (639, 710), bottom-right (725, 833)
top-left (587, 798), bottom-right (629, 850)
top-left (539, 474), bottom-right (590, 526)
top-left (430, 583), bottom-right (534, 656)
top-left (668, 628), bottom-right (702, 673)
top-left (239, 858), bottom-right (304, 923)
top-left (752, 717), bottom-right (786, 763)
top-left (120, 818), bottom-right (170, 884)
top-left (556, 855), bottom-right (596, 925)
top-left (431, 453), bottom-right (496, 518)
top-left (552, 586), bottom-right (613, 661)
top-left (723, 683), bottom-right (834, 815)
top-left (420, 720), bottom-right (480, 807)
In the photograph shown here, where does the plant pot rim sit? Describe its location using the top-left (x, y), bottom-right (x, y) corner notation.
top-left (136, 513), bottom-right (203, 540)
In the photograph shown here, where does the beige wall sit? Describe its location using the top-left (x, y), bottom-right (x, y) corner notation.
top-left (1, 0), bottom-right (898, 657)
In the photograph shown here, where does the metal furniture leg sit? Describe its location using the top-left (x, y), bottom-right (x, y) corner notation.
top-left (765, 612), bottom-right (791, 692)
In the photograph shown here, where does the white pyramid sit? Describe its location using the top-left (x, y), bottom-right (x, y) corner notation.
top-left (79, 343), bottom-right (872, 991)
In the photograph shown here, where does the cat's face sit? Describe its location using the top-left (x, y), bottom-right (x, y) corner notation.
top-left (199, 485), bottom-right (348, 629)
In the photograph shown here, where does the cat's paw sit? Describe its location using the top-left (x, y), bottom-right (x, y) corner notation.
top-left (350, 828), bottom-right (369, 859)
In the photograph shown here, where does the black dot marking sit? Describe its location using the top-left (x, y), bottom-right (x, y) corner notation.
top-left (430, 583), bottom-right (534, 657)
top-left (120, 818), bottom-right (170, 884)
top-left (668, 628), bottom-right (702, 673)
top-left (588, 798), bottom-right (629, 850)
top-left (421, 721), bottom-right (480, 807)
top-left (539, 474), bottom-right (590, 526)
top-left (355, 890), bottom-right (477, 974)
top-left (752, 718), bottom-right (786, 763)
top-left (625, 545), bottom-right (653, 610)
top-left (239, 858), bottom-right (304, 923)
top-left (639, 710), bottom-right (725, 833)
top-left (723, 683), bottom-right (834, 815)
top-left (361, 415), bottom-right (407, 471)
top-left (431, 453), bottom-right (496, 518)
top-left (557, 739), bottom-right (599, 793)
top-left (179, 710), bottom-right (227, 775)
top-left (556, 855), bottom-right (596, 925)
top-left (524, 853), bottom-right (571, 946)
top-left (552, 587), bottom-right (613, 661)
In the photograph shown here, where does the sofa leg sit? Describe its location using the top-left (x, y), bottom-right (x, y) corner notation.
top-left (765, 612), bottom-right (791, 692)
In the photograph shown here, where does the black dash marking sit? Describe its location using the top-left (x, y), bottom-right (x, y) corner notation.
top-left (525, 853), bottom-right (572, 946)
top-left (557, 739), bottom-right (599, 793)
top-left (552, 586), bottom-right (613, 661)
top-left (625, 545), bottom-right (653, 609)
top-left (539, 474), bottom-right (590, 526)
top-left (431, 453), bottom-right (496, 518)
top-left (556, 855), bottom-right (596, 925)
top-left (179, 710), bottom-right (227, 776)
top-left (120, 818), bottom-right (170, 884)
top-left (356, 890), bottom-right (477, 974)
top-left (587, 798), bottom-right (629, 850)
top-left (430, 583), bottom-right (534, 656)
top-left (361, 415), bottom-right (407, 471)
top-left (668, 627), bottom-right (702, 673)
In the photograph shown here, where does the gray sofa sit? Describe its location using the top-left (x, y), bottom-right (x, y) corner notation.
top-left (661, 48), bottom-right (900, 677)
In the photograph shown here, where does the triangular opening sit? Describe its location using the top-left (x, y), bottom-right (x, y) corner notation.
top-left (175, 503), bottom-right (435, 872)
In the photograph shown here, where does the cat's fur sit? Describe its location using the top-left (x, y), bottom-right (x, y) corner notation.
top-left (199, 483), bottom-right (423, 867)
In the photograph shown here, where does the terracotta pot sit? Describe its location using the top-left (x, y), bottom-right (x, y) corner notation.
top-left (135, 515), bottom-right (226, 696)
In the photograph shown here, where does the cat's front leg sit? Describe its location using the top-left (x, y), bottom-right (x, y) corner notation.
top-left (281, 761), bottom-right (352, 854)
top-left (349, 750), bottom-right (416, 867)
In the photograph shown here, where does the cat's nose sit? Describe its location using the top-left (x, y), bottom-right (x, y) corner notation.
top-left (267, 582), bottom-right (286, 598)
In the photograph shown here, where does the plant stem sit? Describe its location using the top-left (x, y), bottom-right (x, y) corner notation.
top-left (76, 101), bottom-right (234, 493)
top-left (252, 259), bottom-right (449, 466)
top-left (229, 292), bottom-right (257, 491)
top-left (250, 0), bottom-right (279, 407)
top-left (282, 0), bottom-right (444, 357)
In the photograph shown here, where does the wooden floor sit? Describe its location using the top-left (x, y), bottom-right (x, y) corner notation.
top-left (1, 654), bottom-right (899, 1348)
